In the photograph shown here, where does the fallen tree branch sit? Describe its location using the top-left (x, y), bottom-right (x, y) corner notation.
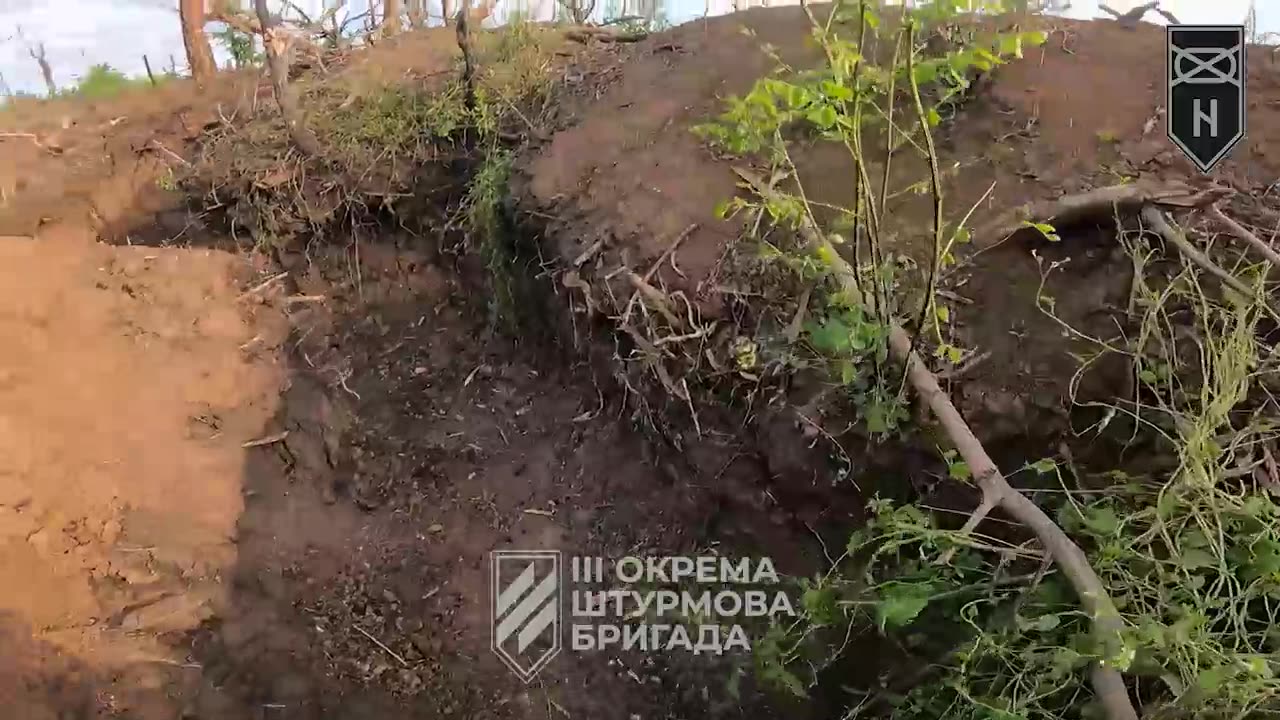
top-left (564, 26), bottom-right (648, 43)
top-left (735, 166), bottom-right (1139, 720)
top-left (1140, 206), bottom-right (1280, 322)
top-left (975, 182), bottom-right (1230, 252)
top-left (1209, 204), bottom-right (1280, 272)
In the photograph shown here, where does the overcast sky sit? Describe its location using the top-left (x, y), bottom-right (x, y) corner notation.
top-left (0, 0), bottom-right (1275, 95)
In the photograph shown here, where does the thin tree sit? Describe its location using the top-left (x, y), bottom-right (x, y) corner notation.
top-left (383, 0), bottom-right (403, 34)
top-left (407, 0), bottom-right (425, 28)
top-left (253, 0), bottom-right (322, 155)
top-left (16, 27), bottom-right (56, 95)
top-left (442, 0), bottom-right (455, 24)
top-left (180, 0), bottom-right (218, 82)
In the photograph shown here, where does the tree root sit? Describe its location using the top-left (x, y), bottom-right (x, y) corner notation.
top-left (735, 166), bottom-right (1140, 720)
top-left (975, 182), bottom-right (1230, 252)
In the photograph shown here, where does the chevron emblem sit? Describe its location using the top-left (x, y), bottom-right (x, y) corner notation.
top-left (490, 550), bottom-right (562, 681)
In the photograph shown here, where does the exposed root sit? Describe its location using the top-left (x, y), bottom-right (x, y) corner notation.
top-left (975, 182), bottom-right (1230, 251)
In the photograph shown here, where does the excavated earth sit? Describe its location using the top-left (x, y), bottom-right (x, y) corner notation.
top-left (2, 9), bottom-right (1280, 720)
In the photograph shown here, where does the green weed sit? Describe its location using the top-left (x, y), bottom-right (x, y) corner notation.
top-left (462, 147), bottom-right (519, 326)
top-left (64, 63), bottom-right (164, 100)
top-left (696, 0), bottom-right (1043, 436)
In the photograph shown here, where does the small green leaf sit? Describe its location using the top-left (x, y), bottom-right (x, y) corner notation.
top-left (839, 359), bottom-right (857, 385)
top-left (912, 62), bottom-right (940, 86)
top-left (1030, 458), bottom-right (1057, 475)
top-left (807, 318), bottom-right (851, 354)
top-left (1033, 614), bottom-right (1062, 632)
top-left (809, 104), bottom-right (838, 129)
top-left (785, 83), bottom-right (808, 109)
top-left (802, 584), bottom-right (840, 625)
top-left (1023, 30), bottom-right (1049, 47)
top-left (998, 34), bottom-right (1024, 59)
top-left (948, 461), bottom-right (972, 481)
top-left (1022, 220), bottom-right (1061, 242)
top-left (864, 401), bottom-right (892, 434)
top-left (821, 80), bottom-right (854, 102)
top-left (926, 107), bottom-right (942, 127)
top-left (1178, 548), bottom-right (1217, 571)
top-left (1082, 506), bottom-right (1121, 536)
top-left (876, 583), bottom-right (932, 630)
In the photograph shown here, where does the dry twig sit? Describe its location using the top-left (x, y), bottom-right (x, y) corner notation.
top-left (1140, 206), bottom-right (1280, 322)
top-left (1209, 204), bottom-right (1280, 272)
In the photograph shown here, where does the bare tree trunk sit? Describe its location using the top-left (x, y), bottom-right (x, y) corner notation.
top-left (407, 0), bottom-right (425, 28)
top-left (31, 43), bottom-right (56, 96)
top-left (442, 0), bottom-right (455, 24)
top-left (253, 0), bottom-right (321, 156)
top-left (456, 0), bottom-right (475, 111)
top-left (142, 55), bottom-right (157, 86)
top-left (383, 0), bottom-right (403, 34)
top-left (17, 28), bottom-right (57, 95)
top-left (179, 0), bottom-right (217, 83)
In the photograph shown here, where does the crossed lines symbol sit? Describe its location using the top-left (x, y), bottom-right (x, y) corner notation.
top-left (1171, 44), bottom-right (1242, 87)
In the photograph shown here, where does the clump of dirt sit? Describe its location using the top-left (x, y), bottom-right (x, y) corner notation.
top-left (0, 74), bottom-right (261, 244)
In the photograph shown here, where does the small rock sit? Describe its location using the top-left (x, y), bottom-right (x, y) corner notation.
top-left (100, 519), bottom-right (122, 545)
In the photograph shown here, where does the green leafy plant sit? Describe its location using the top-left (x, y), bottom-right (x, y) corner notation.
top-left (696, 0), bottom-right (1044, 437)
top-left (212, 26), bottom-right (262, 68)
top-left (64, 63), bottom-right (155, 99)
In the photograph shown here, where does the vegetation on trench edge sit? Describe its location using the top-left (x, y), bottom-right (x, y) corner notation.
top-left (695, 1), bottom-right (1280, 718)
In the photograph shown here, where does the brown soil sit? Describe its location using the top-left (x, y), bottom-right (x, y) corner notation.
top-left (519, 11), bottom-right (1280, 440)
top-left (3, 11), bottom-right (1280, 720)
top-left (0, 234), bottom-right (286, 717)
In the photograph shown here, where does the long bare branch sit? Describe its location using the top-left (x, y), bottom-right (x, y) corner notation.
top-left (734, 166), bottom-right (1139, 720)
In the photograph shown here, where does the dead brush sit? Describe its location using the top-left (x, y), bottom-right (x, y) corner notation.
top-left (186, 20), bottom-right (558, 255)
